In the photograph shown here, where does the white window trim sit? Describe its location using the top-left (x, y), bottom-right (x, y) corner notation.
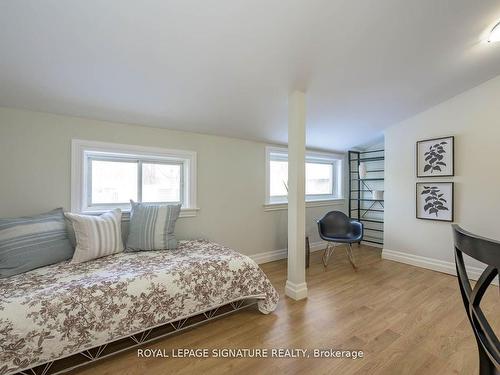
top-left (264, 145), bottom-right (345, 209)
top-left (263, 198), bottom-right (346, 212)
top-left (71, 139), bottom-right (198, 218)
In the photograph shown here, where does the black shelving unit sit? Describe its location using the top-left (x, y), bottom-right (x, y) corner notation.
top-left (348, 149), bottom-right (385, 246)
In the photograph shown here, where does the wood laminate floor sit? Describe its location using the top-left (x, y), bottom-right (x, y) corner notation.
top-left (73, 245), bottom-right (499, 375)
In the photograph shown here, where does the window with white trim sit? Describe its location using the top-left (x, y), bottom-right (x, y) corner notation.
top-left (71, 140), bottom-right (197, 216)
top-left (266, 146), bottom-right (343, 205)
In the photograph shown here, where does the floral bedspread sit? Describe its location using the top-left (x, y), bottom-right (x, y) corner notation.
top-left (0, 240), bottom-right (279, 374)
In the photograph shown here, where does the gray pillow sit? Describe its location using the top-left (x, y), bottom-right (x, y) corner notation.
top-left (65, 209), bottom-right (124, 263)
top-left (126, 201), bottom-right (181, 251)
top-left (0, 208), bottom-right (74, 278)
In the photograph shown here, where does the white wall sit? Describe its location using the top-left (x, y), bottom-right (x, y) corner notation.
top-left (0, 107), bottom-right (345, 257)
top-left (383, 74), bottom-right (500, 276)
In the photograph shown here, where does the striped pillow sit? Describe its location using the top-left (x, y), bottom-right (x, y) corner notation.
top-left (126, 201), bottom-right (181, 251)
top-left (65, 209), bottom-right (124, 263)
top-left (0, 208), bottom-right (74, 278)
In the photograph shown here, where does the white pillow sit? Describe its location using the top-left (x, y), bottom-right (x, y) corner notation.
top-left (65, 209), bottom-right (124, 263)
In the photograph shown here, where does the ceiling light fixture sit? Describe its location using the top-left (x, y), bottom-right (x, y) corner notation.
top-left (488, 21), bottom-right (500, 42)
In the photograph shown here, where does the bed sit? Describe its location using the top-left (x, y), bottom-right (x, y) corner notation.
top-left (0, 240), bottom-right (279, 375)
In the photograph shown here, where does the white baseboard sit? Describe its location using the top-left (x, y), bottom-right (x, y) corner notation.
top-left (251, 245), bottom-right (498, 286)
top-left (361, 241), bottom-right (383, 249)
top-left (382, 248), bottom-right (498, 285)
top-left (285, 281), bottom-right (308, 300)
top-left (250, 241), bottom-right (327, 265)
top-left (250, 248), bottom-right (288, 264)
top-left (310, 241), bottom-right (327, 252)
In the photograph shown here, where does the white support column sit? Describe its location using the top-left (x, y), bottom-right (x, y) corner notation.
top-left (285, 90), bottom-right (308, 300)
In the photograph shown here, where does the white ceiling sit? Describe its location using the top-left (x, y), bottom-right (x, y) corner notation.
top-left (1, 1), bottom-right (500, 151)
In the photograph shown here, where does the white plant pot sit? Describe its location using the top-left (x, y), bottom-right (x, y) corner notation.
top-left (358, 162), bottom-right (367, 179)
top-left (372, 190), bottom-right (384, 200)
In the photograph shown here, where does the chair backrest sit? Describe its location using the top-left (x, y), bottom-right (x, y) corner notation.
top-left (452, 224), bottom-right (500, 372)
top-left (318, 211), bottom-right (352, 237)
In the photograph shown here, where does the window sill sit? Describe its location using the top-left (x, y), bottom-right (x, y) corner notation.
top-left (79, 207), bottom-right (200, 220)
top-left (263, 198), bottom-right (345, 212)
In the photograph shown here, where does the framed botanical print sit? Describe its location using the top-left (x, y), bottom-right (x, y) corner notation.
top-left (416, 136), bottom-right (454, 177)
top-left (416, 182), bottom-right (454, 222)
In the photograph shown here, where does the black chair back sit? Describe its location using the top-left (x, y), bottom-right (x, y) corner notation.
top-left (318, 211), bottom-right (352, 238)
top-left (452, 224), bottom-right (500, 375)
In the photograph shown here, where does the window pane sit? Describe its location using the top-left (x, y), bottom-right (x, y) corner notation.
top-left (142, 163), bottom-right (181, 203)
top-left (91, 160), bottom-right (138, 204)
top-left (306, 162), bottom-right (333, 195)
top-left (270, 160), bottom-right (288, 197)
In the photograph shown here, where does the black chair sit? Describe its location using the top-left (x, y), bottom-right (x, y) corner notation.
top-left (452, 224), bottom-right (500, 375)
top-left (317, 211), bottom-right (363, 269)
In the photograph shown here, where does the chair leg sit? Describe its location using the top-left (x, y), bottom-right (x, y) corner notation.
top-left (345, 243), bottom-right (357, 270)
top-left (322, 243), bottom-right (335, 267)
top-left (477, 338), bottom-right (498, 375)
top-left (322, 243), bottom-right (329, 267)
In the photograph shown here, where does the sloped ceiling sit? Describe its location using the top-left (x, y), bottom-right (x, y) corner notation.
top-left (1, 0), bottom-right (500, 150)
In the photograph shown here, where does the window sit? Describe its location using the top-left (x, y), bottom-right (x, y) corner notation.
top-left (306, 162), bottom-right (334, 195)
top-left (89, 159), bottom-right (139, 204)
top-left (72, 140), bottom-right (197, 217)
top-left (266, 146), bottom-right (343, 205)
